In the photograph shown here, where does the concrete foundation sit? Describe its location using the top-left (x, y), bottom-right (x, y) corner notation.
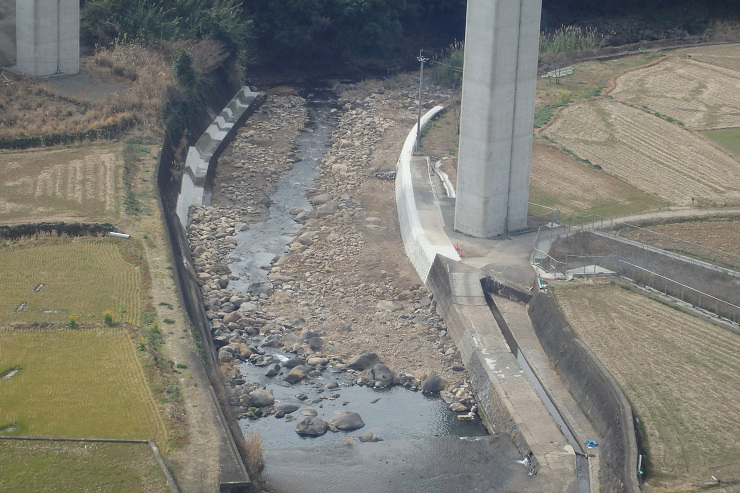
top-left (454, 0), bottom-right (541, 236)
top-left (16, 0), bottom-right (79, 76)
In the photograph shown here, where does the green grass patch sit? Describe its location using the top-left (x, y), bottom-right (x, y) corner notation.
top-left (704, 128), bottom-right (740, 158)
top-left (0, 439), bottom-right (170, 493)
top-left (0, 327), bottom-right (167, 450)
top-left (0, 238), bottom-right (147, 325)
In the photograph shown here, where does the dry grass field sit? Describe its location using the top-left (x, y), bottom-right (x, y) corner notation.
top-left (0, 238), bottom-right (147, 325)
top-left (0, 144), bottom-right (121, 224)
top-left (0, 327), bottom-right (167, 450)
top-left (619, 216), bottom-right (740, 259)
top-left (542, 98), bottom-right (740, 207)
top-left (611, 45), bottom-right (740, 131)
top-left (535, 44), bottom-right (740, 213)
top-left (0, 44), bottom-right (172, 140)
top-left (0, 440), bottom-right (170, 493)
top-left (553, 279), bottom-right (740, 490)
top-left (529, 141), bottom-right (663, 216)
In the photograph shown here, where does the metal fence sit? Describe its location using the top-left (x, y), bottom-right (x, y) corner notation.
top-left (526, 202), bottom-right (561, 231)
top-left (531, 218), bottom-right (740, 324)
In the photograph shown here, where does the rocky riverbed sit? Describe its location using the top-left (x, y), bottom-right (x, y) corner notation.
top-left (185, 80), bottom-right (478, 433)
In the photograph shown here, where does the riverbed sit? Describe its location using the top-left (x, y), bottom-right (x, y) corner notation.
top-left (219, 89), bottom-right (537, 491)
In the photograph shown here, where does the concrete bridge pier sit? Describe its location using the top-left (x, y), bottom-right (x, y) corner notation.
top-left (454, 0), bottom-right (541, 237)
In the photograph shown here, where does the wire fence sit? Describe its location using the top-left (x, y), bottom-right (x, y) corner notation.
top-left (531, 216), bottom-right (740, 324)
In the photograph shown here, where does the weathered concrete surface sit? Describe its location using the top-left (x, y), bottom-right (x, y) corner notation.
top-left (176, 87), bottom-right (262, 226)
top-left (395, 106), bottom-right (458, 282)
top-left (455, 0), bottom-right (542, 236)
top-left (0, 0), bottom-right (15, 67)
top-left (529, 290), bottom-right (640, 492)
top-left (427, 257), bottom-right (577, 492)
top-left (16, 0), bottom-right (79, 76)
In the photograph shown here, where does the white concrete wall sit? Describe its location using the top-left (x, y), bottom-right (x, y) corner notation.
top-left (454, 0), bottom-right (542, 236)
top-left (58, 0), bottom-right (79, 74)
top-left (16, 0), bottom-right (79, 76)
top-left (0, 0), bottom-right (16, 67)
top-left (395, 106), bottom-right (460, 283)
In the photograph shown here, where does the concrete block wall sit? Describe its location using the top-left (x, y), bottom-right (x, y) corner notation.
top-left (395, 105), bottom-right (459, 282)
top-left (16, 0), bottom-right (79, 76)
top-left (177, 87), bottom-right (261, 226)
top-left (528, 289), bottom-right (640, 492)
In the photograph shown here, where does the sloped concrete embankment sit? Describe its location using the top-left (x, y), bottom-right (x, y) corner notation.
top-left (157, 86), bottom-right (263, 492)
top-left (528, 289), bottom-right (641, 492)
top-left (426, 256), bottom-right (539, 464)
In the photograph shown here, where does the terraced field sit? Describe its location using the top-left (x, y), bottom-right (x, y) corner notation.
top-left (0, 143), bottom-right (120, 224)
top-left (542, 98), bottom-right (740, 207)
top-left (0, 440), bottom-right (170, 493)
top-left (0, 238), bottom-right (146, 325)
top-left (611, 45), bottom-right (740, 130)
top-left (0, 327), bottom-right (167, 449)
top-left (553, 279), bottom-right (740, 490)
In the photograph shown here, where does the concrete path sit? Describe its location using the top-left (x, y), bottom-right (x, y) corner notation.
top-left (406, 148), bottom-right (740, 492)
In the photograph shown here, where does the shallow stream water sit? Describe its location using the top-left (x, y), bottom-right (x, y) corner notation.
top-left (227, 89), bottom-right (534, 491)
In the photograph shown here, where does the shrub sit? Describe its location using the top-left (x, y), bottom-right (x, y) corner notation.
top-left (244, 432), bottom-right (265, 477)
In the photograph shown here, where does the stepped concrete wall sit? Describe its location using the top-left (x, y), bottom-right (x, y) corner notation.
top-left (176, 87), bottom-right (262, 226)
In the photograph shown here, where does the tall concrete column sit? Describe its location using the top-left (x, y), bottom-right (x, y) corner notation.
top-left (454, 0), bottom-right (541, 237)
top-left (16, 0), bottom-right (79, 76)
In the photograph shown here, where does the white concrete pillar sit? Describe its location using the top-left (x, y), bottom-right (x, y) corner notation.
top-left (454, 0), bottom-right (541, 237)
top-left (16, 0), bottom-right (79, 76)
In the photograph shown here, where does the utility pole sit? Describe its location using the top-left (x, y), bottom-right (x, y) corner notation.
top-left (416, 50), bottom-right (428, 150)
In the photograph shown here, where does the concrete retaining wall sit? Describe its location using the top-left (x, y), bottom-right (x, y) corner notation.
top-left (157, 87), bottom-right (257, 492)
top-left (528, 289), bottom-right (640, 492)
top-left (426, 256), bottom-right (539, 469)
top-left (395, 105), bottom-right (459, 282)
top-left (176, 87), bottom-right (262, 226)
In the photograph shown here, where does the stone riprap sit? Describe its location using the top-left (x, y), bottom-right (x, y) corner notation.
top-left (183, 88), bottom-right (479, 424)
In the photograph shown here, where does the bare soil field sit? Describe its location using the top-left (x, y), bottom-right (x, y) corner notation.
top-left (0, 144), bottom-right (121, 224)
top-left (611, 45), bottom-right (740, 130)
top-left (542, 98), bottom-right (740, 207)
top-left (553, 278), bottom-right (740, 491)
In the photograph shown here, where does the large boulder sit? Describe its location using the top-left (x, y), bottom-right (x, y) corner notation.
top-left (275, 403), bottom-right (300, 414)
top-left (283, 367), bottom-right (306, 384)
top-left (329, 410), bottom-right (365, 431)
top-left (249, 390), bottom-right (275, 408)
top-left (284, 356), bottom-right (306, 369)
top-left (347, 353), bottom-right (380, 371)
top-left (366, 363), bottom-right (394, 388)
top-left (377, 300), bottom-right (404, 312)
top-left (296, 416), bottom-right (329, 437)
top-left (358, 432), bottom-right (383, 443)
top-left (422, 375), bottom-right (446, 394)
